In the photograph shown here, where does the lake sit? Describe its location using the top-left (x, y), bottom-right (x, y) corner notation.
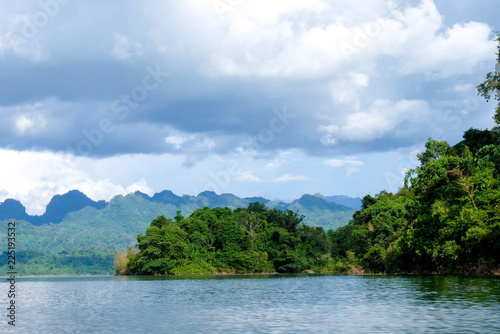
top-left (4, 274), bottom-right (500, 333)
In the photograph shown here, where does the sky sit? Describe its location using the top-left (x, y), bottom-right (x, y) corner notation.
top-left (0, 0), bottom-right (498, 214)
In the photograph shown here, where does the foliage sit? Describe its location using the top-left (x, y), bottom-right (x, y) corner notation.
top-left (327, 37), bottom-right (500, 275)
top-left (328, 131), bottom-right (500, 274)
top-left (120, 205), bottom-right (343, 275)
top-left (0, 247), bottom-right (114, 275)
top-left (113, 247), bottom-right (139, 275)
top-left (477, 32), bottom-right (500, 124)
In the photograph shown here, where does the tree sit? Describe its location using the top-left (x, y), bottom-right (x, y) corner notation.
top-left (454, 128), bottom-right (495, 155)
top-left (122, 205), bottom-right (339, 275)
top-left (477, 32), bottom-right (500, 125)
top-left (265, 208), bottom-right (304, 233)
top-left (135, 221), bottom-right (190, 274)
top-left (247, 202), bottom-right (267, 213)
top-left (237, 210), bottom-right (261, 238)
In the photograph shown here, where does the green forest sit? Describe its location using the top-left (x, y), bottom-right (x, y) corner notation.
top-left (115, 205), bottom-right (340, 275)
top-left (329, 35), bottom-right (500, 274)
top-left (118, 34), bottom-right (500, 276)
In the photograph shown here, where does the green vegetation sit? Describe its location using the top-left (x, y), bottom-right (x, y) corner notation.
top-left (328, 131), bottom-right (500, 274)
top-left (116, 205), bottom-right (354, 275)
top-left (121, 135), bottom-right (500, 276)
top-left (1, 248), bottom-right (114, 275)
top-left (328, 34), bottom-right (500, 275)
top-left (477, 33), bottom-right (500, 125)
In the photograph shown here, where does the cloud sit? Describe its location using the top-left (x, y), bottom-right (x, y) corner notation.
top-left (205, 0), bottom-right (495, 79)
top-left (347, 167), bottom-right (362, 176)
top-left (324, 157), bottom-right (365, 177)
top-left (446, 83), bottom-right (474, 92)
top-left (0, 1), bottom-right (495, 161)
top-left (330, 72), bottom-right (370, 109)
top-left (0, 0), bottom-right (498, 209)
top-left (320, 99), bottom-right (433, 144)
top-left (235, 171), bottom-right (261, 182)
top-left (15, 113), bottom-right (47, 135)
top-left (0, 149), bottom-right (153, 215)
top-left (111, 34), bottom-right (142, 60)
top-left (265, 159), bottom-right (281, 170)
top-left (324, 157), bottom-right (364, 168)
top-left (272, 174), bottom-right (308, 183)
top-left (165, 135), bottom-right (188, 149)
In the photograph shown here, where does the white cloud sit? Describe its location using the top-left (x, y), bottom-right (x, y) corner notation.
top-left (111, 34), bottom-right (142, 60)
top-left (324, 157), bottom-right (364, 168)
top-left (1, 98), bottom-right (83, 141)
top-left (201, 0), bottom-right (494, 79)
top-left (330, 72), bottom-right (370, 108)
top-left (265, 159), bottom-right (281, 170)
top-left (272, 173), bottom-right (308, 183)
top-left (320, 99), bottom-right (432, 143)
top-left (349, 72), bottom-right (370, 87)
top-left (239, 0), bottom-right (327, 24)
top-left (347, 166), bottom-right (362, 176)
top-left (320, 135), bottom-right (337, 146)
top-left (164, 131), bottom-right (216, 153)
top-left (0, 149), bottom-right (154, 215)
top-left (446, 83), bottom-right (474, 92)
top-left (235, 171), bottom-right (261, 182)
top-left (165, 135), bottom-right (188, 149)
top-left (399, 22), bottom-right (495, 77)
top-left (15, 113), bottom-right (47, 135)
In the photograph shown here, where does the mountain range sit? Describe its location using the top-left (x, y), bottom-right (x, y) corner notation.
top-left (0, 190), bottom-right (361, 275)
top-left (0, 190), bottom-right (361, 227)
top-left (0, 190), bottom-right (107, 226)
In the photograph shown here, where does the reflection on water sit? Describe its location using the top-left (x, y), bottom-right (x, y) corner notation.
top-left (6, 275), bottom-right (500, 333)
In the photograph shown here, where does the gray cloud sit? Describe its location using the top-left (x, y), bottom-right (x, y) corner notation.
top-left (0, 0), bottom-right (497, 161)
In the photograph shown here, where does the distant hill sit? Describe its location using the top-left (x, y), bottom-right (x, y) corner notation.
top-left (0, 190), bottom-right (357, 275)
top-left (281, 194), bottom-right (355, 230)
top-left (0, 190), bottom-right (356, 228)
top-left (0, 190), bottom-right (107, 226)
top-left (0, 199), bottom-right (28, 221)
top-left (326, 195), bottom-right (362, 211)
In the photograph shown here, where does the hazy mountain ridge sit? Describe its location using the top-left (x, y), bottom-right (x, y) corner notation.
top-left (0, 190), bottom-right (107, 226)
top-left (0, 190), bottom-right (358, 227)
top-left (325, 195), bottom-right (362, 211)
top-left (0, 190), bottom-right (359, 275)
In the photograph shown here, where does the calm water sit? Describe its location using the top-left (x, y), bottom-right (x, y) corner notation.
top-left (2, 274), bottom-right (500, 333)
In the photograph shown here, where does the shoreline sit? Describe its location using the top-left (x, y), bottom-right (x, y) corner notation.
top-left (6, 266), bottom-right (500, 278)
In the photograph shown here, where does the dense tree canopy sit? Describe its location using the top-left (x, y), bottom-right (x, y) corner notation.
top-left (117, 206), bottom-right (345, 275)
top-left (328, 35), bottom-right (500, 274)
top-left (329, 132), bottom-right (500, 274)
